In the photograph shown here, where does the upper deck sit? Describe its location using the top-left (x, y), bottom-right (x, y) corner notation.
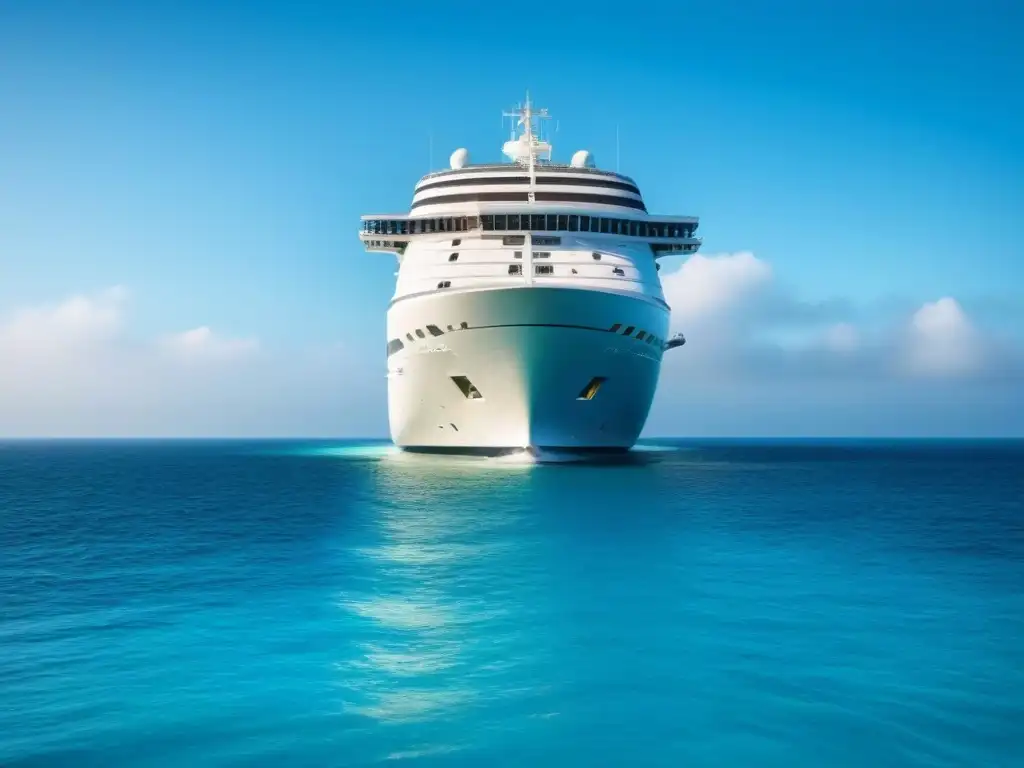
top-left (360, 95), bottom-right (700, 257)
top-left (410, 165), bottom-right (648, 214)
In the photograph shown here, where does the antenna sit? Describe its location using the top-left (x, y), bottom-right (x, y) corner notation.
top-left (429, 133), bottom-right (433, 171)
top-left (616, 123), bottom-right (620, 172)
top-left (501, 92), bottom-right (552, 167)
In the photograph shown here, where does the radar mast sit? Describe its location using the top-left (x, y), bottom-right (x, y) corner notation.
top-left (502, 93), bottom-right (552, 202)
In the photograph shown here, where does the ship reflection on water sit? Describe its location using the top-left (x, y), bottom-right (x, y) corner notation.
top-left (330, 448), bottom-right (561, 760)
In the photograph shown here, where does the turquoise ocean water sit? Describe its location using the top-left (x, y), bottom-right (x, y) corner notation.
top-left (1, 439), bottom-right (1022, 766)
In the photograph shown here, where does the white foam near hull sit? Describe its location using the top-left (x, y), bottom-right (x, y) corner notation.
top-left (386, 285), bottom-right (668, 451)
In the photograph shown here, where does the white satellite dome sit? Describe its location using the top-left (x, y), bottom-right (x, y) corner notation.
top-left (570, 149), bottom-right (595, 168)
top-left (450, 147), bottom-right (470, 169)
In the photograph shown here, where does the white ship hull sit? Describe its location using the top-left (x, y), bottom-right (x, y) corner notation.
top-left (386, 285), bottom-right (669, 451)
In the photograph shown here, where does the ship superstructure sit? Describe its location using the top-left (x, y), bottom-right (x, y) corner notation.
top-left (360, 96), bottom-right (699, 451)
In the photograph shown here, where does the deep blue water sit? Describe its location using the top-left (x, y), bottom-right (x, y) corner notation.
top-left (1, 439), bottom-right (1023, 767)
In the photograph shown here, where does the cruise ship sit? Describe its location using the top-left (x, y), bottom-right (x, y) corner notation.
top-left (360, 97), bottom-right (700, 452)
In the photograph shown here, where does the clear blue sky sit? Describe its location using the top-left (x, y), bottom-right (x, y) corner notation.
top-left (1, 0), bottom-right (1021, 436)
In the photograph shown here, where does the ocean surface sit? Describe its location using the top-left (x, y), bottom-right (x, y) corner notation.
top-left (1, 439), bottom-right (1022, 767)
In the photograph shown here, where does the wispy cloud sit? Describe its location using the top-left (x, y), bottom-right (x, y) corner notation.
top-left (1, 265), bottom-right (1021, 437)
top-left (159, 326), bottom-right (261, 361)
top-left (651, 251), bottom-right (1024, 436)
top-left (0, 287), bottom-right (381, 437)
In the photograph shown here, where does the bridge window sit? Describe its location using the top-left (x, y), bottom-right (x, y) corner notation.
top-left (535, 265), bottom-right (554, 275)
top-left (568, 215), bottom-right (578, 231)
top-left (415, 329), bottom-right (426, 339)
top-left (448, 253), bottom-right (459, 262)
top-left (546, 214), bottom-right (556, 230)
top-left (600, 218), bottom-right (610, 234)
top-left (636, 331), bottom-right (646, 341)
top-left (613, 267), bottom-right (625, 276)
top-left (509, 264), bottom-right (522, 275)
top-left (437, 280), bottom-right (451, 289)
top-left (481, 215), bottom-right (493, 230)
top-left (610, 323), bottom-right (622, 332)
top-left (580, 215), bottom-right (591, 231)
top-left (494, 214), bottom-right (507, 231)
top-left (557, 215), bottom-right (568, 230)
top-left (452, 238), bottom-right (461, 246)
top-left (460, 322), bottom-right (468, 329)
top-left (508, 214), bottom-right (520, 230)
top-left (386, 339), bottom-right (404, 356)
top-left (426, 325), bottom-right (444, 337)
top-left (623, 326), bottom-right (634, 336)
top-left (406, 333), bottom-right (414, 341)
top-left (592, 252), bottom-right (602, 260)
top-left (529, 214), bottom-right (543, 230)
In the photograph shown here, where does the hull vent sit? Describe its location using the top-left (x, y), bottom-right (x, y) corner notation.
top-left (577, 377), bottom-right (607, 401)
top-left (451, 376), bottom-right (484, 400)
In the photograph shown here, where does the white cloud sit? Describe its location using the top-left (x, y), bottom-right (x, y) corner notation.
top-left (821, 322), bottom-right (860, 353)
top-left (0, 287), bottom-right (382, 437)
top-left (657, 252), bottom-right (1011, 379)
top-left (160, 325), bottom-right (260, 361)
top-left (0, 286), bottom-right (126, 353)
top-left (661, 251), bottom-right (772, 327)
top-left (649, 251), bottom-right (1023, 436)
top-left (903, 297), bottom-right (980, 376)
top-left (1, 269), bottom-right (1020, 438)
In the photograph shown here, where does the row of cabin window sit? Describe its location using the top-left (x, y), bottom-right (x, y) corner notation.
top-left (363, 215), bottom-right (696, 239)
top-left (394, 321), bottom-right (469, 345)
top-left (446, 251), bottom-right (632, 264)
top-left (387, 319), bottom-right (664, 357)
top-left (609, 323), bottom-right (663, 348)
top-left (440, 264), bottom-right (627, 281)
